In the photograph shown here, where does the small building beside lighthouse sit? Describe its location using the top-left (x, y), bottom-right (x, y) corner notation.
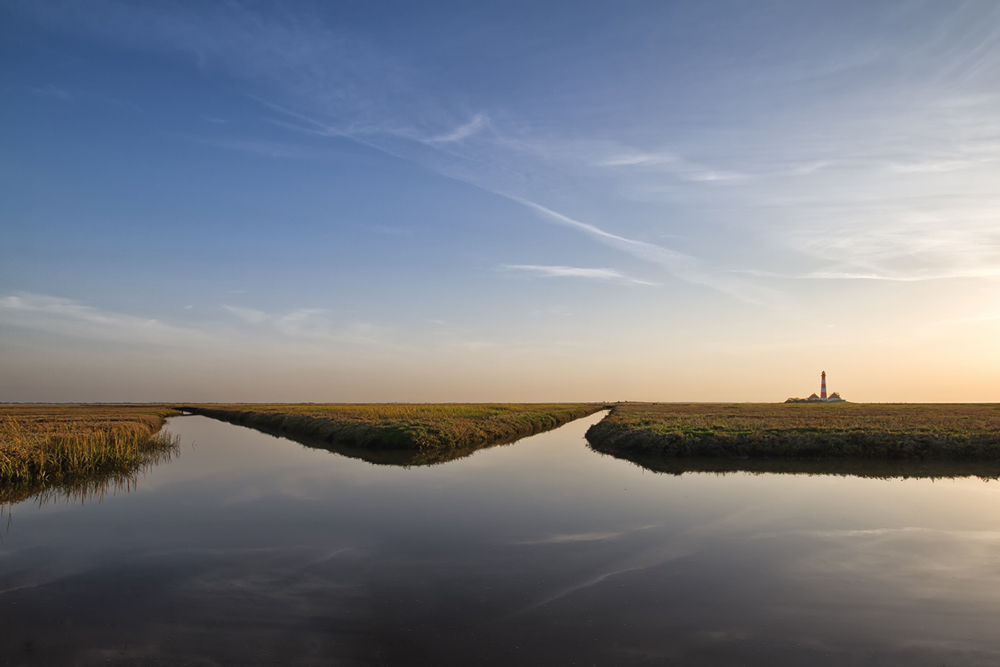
top-left (786, 372), bottom-right (846, 403)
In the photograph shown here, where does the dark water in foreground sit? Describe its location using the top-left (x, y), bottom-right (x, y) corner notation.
top-left (3, 412), bottom-right (1000, 666)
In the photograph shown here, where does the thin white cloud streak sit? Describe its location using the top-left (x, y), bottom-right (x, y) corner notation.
top-left (426, 113), bottom-right (488, 143)
top-left (0, 294), bottom-right (211, 346)
top-left (505, 196), bottom-right (770, 302)
top-left (741, 268), bottom-right (1000, 282)
top-left (221, 304), bottom-right (268, 324)
top-left (501, 264), bottom-right (656, 286)
top-left (597, 152), bottom-right (678, 167)
top-left (508, 196), bottom-right (696, 267)
top-left (887, 158), bottom-right (996, 174)
top-left (0, 293), bottom-right (394, 350)
top-left (596, 150), bottom-right (747, 182)
top-left (509, 530), bottom-right (628, 545)
top-left (221, 304), bottom-right (391, 346)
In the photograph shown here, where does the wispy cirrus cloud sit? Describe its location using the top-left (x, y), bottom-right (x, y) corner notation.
top-left (596, 150), bottom-right (746, 182)
top-left (257, 101), bottom-right (764, 299)
top-left (507, 196), bottom-right (771, 303)
top-left (16, 2), bottom-right (764, 300)
top-left (779, 206), bottom-right (1000, 281)
top-left (597, 152), bottom-right (677, 167)
top-left (0, 294), bottom-right (210, 346)
top-left (0, 294), bottom-right (394, 350)
top-left (21, 0), bottom-right (1000, 294)
top-left (501, 264), bottom-right (656, 286)
top-left (221, 304), bottom-right (389, 345)
top-left (426, 113), bottom-right (489, 143)
top-left (14, 3), bottom-right (777, 303)
top-left (221, 304), bottom-right (269, 324)
top-left (509, 530), bottom-right (628, 545)
top-left (742, 267), bottom-right (1000, 282)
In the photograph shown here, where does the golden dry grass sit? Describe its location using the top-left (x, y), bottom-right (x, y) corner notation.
top-left (586, 402), bottom-right (1000, 461)
top-left (182, 403), bottom-right (605, 464)
top-left (1, 405), bottom-right (179, 504)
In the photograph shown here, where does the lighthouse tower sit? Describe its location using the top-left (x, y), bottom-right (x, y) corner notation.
top-left (821, 371), bottom-right (827, 400)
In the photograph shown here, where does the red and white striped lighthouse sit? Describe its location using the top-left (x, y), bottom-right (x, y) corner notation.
top-left (821, 371), bottom-right (827, 400)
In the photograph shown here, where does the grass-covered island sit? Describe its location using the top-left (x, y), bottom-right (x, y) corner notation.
top-left (1, 405), bottom-right (180, 504)
top-left (586, 403), bottom-right (1000, 475)
top-left (181, 403), bottom-right (606, 466)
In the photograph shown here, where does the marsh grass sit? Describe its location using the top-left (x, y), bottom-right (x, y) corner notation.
top-left (587, 403), bottom-right (1000, 463)
top-left (0, 405), bottom-right (179, 505)
top-left (182, 403), bottom-right (605, 465)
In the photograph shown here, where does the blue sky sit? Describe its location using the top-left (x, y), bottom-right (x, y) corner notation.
top-left (2, 1), bottom-right (1000, 402)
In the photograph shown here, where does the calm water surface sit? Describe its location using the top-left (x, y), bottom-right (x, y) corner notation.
top-left (3, 412), bottom-right (1000, 665)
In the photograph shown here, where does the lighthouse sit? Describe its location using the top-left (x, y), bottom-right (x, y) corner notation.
top-left (786, 372), bottom-right (845, 403)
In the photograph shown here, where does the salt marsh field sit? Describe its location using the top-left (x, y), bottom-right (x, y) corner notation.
top-left (4, 410), bottom-right (1000, 665)
top-left (8, 2), bottom-right (1000, 664)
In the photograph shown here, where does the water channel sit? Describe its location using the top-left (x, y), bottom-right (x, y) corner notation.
top-left (3, 411), bottom-right (1000, 665)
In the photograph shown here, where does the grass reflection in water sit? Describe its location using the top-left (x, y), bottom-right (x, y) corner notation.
top-left (181, 403), bottom-right (606, 466)
top-left (1, 405), bottom-right (180, 506)
top-left (590, 448), bottom-right (1000, 480)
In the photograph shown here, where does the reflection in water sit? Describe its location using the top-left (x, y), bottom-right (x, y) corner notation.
top-left (588, 445), bottom-right (1000, 479)
top-left (189, 406), bottom-right (604, 466)
top-left (3, 413), bottom-right (1000, 666)
top-left (1, 439), bottom-right (179, 510)
top-left (217, 418), bottom-right (556, 466)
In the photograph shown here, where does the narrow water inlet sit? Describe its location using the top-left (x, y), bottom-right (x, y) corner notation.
top-left (3, 410), bottom-right (1000, 666)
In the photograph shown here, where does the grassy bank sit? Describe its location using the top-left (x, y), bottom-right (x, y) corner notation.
top-left (181, 403), bottom-right (606, 466)
top-left (586, 403), bottom-right (1000, 464)
top-left (1, 405), bottom-right (180, 505)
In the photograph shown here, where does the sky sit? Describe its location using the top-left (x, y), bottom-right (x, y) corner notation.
top-left (2, 0), bottom-right (1000, 403)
